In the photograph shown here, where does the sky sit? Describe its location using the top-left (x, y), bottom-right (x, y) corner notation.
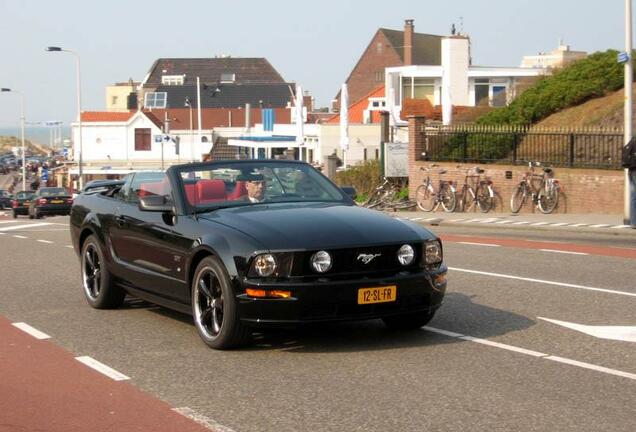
top-left (0, 0), bottom-right (632, 126)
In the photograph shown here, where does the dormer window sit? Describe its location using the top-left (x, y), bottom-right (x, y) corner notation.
top-left (161, 75), bottom-right (184, 85)
top-left (144, 92), bottom-right (167, 108)
top-left (220, 73), bottom-right (236, 83)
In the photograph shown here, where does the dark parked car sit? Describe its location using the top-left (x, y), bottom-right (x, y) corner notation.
top-left (29, 187), bottom-right (72, 219)
top-left (11, 190), bottom-right (35, 217)
top-left (0, 189), bottom-right (13, 209)
top-left (70, 161), bottom-right (447, 349)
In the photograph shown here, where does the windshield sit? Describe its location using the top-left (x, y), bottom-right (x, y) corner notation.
top-left (16, 191), bottom-right (34, 199)
top-left (176, 161), bottom-right (346, 211)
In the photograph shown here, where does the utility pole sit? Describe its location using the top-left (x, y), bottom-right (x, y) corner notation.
top-left (625, 0), bottom-right (634, 225)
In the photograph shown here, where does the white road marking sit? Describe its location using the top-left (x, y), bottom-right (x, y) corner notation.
top-left (611, 225), bottom-right (631, 229)
top-left (12, 235), bottom-right (27, 239)
top-left (37, 239), bottom-right (54, 244)
top-left (539, 317), bottom-right (636, 343)
top-left (0, 220), bottom-right (22, 224)
top-left (0, 222), bottom-right (53, 231)
top-left (570, 223), bottom-right (589, 227)
top-left (12, 322), bottom-right (51, 340)
top-left (589, 224), bottom-right (612, 228)
top-left (539, 249), bottom-right (589, 256)
top-left (478, 219), bottom-right (499, 224)
top-left (75, 356), bottom-right (130, 381)
top-left (494, 220), bottom-right (514, 224)
top-left (450, 218), bottom-right (466, 222)
top-left (65, 245), bottom-right (74, 249)
top-left (549, 223), bottom-right (569, 227)
top-left (530, 222), bottom-right (549, 226)
top-left (512, 221), bottom-right (530, 225)
top-left (0, 232), bottom-right (5, 235)
top-left (465, 218), bottom-right (482, 223)
top-left (173, 407), bottom-right (237, 432)
top-left (449, 267), bottom-right (636, 298)
top-left (411, 217), bottom-right (423, 221)
top-left (423, 326), bottom-right (636, 381)
top-left (457, 242), bottom-right (501, 247)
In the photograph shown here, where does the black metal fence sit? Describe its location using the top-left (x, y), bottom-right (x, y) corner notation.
top-left (417, 125), bottom-right (624, 169)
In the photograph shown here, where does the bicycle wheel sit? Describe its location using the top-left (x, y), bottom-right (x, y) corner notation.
top-left (538, 183), bottom-right (559, 214)
top-left (510, 183), bottom-right (527, 214)
top-left (459, 186), bottom-right (475, 212)
top-left (440, 185), bottom-right (457, 213)
top-left (416, 184), bottom-right (436, 212)
top-left (476, 183), bottom-right (494, 213)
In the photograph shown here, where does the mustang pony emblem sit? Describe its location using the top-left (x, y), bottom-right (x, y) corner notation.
top-left (357, 253), bottom-right (381, 264)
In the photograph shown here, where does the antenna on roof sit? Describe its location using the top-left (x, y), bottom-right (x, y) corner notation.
top-left (451, 23), bottom-right (456, 35)
top-left (459, 16), bottom-right (464, 35)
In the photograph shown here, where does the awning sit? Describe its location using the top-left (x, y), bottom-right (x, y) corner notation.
top-left (228, 135), bottom-right (314, 149)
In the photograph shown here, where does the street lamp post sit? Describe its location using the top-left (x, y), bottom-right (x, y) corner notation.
top-left (1, 88), bottom-right (27, 191)
top-left (185, 97), bottom-right (194, 162)
top-left (46, 47), bottom-right (83, 189)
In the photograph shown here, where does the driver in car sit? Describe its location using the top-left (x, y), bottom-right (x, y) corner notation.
top-left (244, 173), bottom-right (266, 203)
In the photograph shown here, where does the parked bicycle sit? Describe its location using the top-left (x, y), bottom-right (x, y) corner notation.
top-left (510, 161), bottom-right (561, 214)
top-left (415, 165), bottom-right (456, 212)
top-left (363, 177), bottom-right (416, 211)
top-left (457, 166), bottom-right (495, 213)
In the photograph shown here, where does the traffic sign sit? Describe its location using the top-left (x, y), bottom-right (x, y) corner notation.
top-left (617, 51), bottom-right (630, 64)
top-left (41, 169), bottom-right (48, 181)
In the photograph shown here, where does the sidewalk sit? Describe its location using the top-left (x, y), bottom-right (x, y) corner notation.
top-left (387, 211), bottom-right (636, 235)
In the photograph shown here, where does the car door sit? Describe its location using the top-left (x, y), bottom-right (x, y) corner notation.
top-left (110, 172), bottom-right (192, 303)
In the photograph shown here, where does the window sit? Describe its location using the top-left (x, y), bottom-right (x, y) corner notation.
top-left (401, 77), bottom-right (435, 105)
top-left (492, 86), bottom-right (507, 107)
top-left (375, 71), bottom-right (384, 83)
top-left (144, 92), bottom-right (167, 108)
top-left (220, 73), bottom-right (235, 83)
top-left (376, 42), bottom-right (383, 54)
top-left (111, 95), bottom-right (118, 106)
top-left (129, 172), bottom-right (170, 203)
top-left (134, 128), bottom-right (151, 151)
top-left (474, 79), bottom-right (490, 106)
top-left (161, 75), bottom-right (184, 85)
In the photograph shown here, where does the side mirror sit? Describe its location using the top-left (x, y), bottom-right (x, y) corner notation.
top-left (341, 186), bottom-right (357, 200)
top-left (139, 195), bottom-right (173, 212)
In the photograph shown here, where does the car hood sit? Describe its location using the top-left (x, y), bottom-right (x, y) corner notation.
top-left (198, 202), bottom-right (436, 250)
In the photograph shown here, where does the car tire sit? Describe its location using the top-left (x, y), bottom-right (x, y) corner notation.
top-left (81, 234), bottom-right (125, 309)
top-left (192, 256), bottom-right (251, 349)
top-left (382, 310), bottom-right (436, 331)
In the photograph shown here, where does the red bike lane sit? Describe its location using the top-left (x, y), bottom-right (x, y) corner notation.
top-left (0, 315), bottom-right (210, 432)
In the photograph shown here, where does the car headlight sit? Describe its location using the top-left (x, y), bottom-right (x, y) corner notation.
top-left (397, 244), bottom-right (415, 266)
top-left (310, 250), bottom-right (332, 273)
top-left (425, 241), bottom-right (443, 264)
top-left (253, 254), bottom-right (277, 277)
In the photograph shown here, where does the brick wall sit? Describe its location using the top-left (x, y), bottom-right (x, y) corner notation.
top-left (340, 31), bottom-right (403, 105)
top-left (407, 116), bottom-right (625, 214)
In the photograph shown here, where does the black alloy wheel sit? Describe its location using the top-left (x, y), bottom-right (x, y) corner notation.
top-left (192, 256), bottom-right (251, 349)
top-left (81, 235), bottom-right (125, 309)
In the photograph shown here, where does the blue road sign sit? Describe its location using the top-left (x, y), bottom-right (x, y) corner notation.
top-left (41, 169), bottom-right (48, 181)
top-left (618, 52), bottom-right (630, 64)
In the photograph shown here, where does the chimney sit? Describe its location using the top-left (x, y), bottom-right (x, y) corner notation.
top-left (404, 19), bottom-right (414, 66)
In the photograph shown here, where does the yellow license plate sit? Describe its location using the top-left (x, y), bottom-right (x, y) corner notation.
top-left (51, 199), bottom-right (63, 203)
top-left (357, 286), bottom-right (397, 305)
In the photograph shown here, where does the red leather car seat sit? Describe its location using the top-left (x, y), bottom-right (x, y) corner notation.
top-left (184, 183), bottom-right (197, 205)
top-left (196, 179), bottom-right (226, 203)
top-left (226, 181), bottom-right (247, 200)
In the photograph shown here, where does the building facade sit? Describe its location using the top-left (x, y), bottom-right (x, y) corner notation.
top-left (521, 43), bottom-right (587, 69)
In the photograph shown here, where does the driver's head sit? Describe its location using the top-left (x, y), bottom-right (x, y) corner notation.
top-left (245, 173), bottom-right (265, 201)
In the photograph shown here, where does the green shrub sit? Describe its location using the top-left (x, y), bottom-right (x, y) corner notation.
top-left (334, 160), bottom-right (382, 197)
top-left (477, 50), bottom-right (626, 126)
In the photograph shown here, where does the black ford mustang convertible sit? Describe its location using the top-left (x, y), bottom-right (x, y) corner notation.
top-left (70, 160), bottom-right (447, 349)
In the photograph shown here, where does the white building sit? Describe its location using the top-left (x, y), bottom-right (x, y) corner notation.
top-left (521, 43), bottom-right (587, 69)
top-left (385, 36), bottom-right (546, 124)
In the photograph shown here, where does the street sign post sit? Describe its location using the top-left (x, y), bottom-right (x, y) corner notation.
top-left (618, 51), bottom-right (630, 63)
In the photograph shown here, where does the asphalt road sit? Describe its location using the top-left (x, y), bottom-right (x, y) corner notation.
top-left (0, 215), bottom-right (634, 432)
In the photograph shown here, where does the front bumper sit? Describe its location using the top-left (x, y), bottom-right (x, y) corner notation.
top-left (236, 265), bottom-right (447, 326)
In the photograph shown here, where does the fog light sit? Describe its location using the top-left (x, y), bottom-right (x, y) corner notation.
top-left (245, 288), bottom-right (291, 299)
top-left (311, 250), bottom-right (332, 273)
top-left (397, 244), bottom-right (415, 265)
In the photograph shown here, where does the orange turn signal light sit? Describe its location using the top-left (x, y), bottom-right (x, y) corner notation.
top-left (245, 289), bottom-right (292, 299)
